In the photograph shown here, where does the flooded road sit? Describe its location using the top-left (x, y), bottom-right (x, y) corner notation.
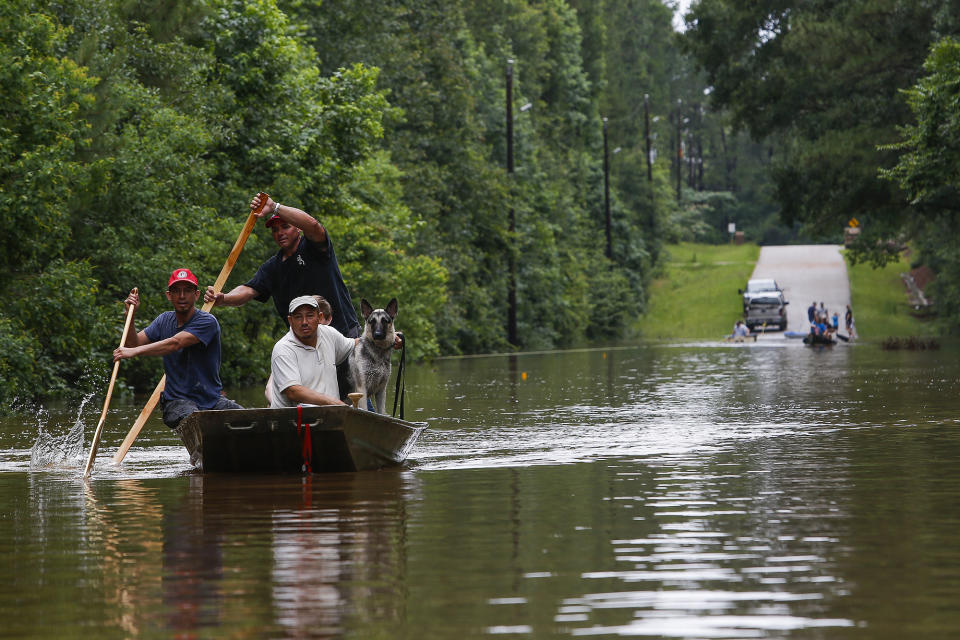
top-left (749, 245), bottom-right (850, 335)
top-left (2, 340), bottom-right (960, 638)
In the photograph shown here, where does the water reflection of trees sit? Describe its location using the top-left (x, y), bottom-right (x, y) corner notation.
top-left (81, 478), bottom-right (164, 638)
top-left (81, 471), bottom-right (420, 637)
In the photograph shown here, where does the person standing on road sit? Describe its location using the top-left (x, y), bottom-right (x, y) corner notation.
top-left (845, 304), bottom-right (857, 340)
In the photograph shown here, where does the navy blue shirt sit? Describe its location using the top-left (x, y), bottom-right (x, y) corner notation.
top-left (144, 310), bottom-right (224, 409)
top-left (245, 234), bottom-right (360, 337)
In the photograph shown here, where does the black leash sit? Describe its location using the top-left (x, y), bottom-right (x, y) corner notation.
top-left (392, 332), bottom-right (406, 420)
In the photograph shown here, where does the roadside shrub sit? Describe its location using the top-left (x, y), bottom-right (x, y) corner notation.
top-left (0, 316), bottom-right (42, 411)
top-left (586, 267), bottom-right (637, 340)
top-left (664, 190), bottom-right (736, 244)
top-left (5, 259), bottom-right (113, 398)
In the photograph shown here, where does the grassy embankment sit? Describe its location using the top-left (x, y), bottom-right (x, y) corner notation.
top-left (846, 253), bottom-right (934, 338)
top-left (642, 242), bottom-right (931, 340)
top-left (640, 242), bottom-right (759, 340)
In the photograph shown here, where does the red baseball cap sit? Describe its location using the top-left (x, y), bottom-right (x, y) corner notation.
top-left (167, 268), bottom-right (199, 289)
top-left (265, 214), bottom-right (282, 228)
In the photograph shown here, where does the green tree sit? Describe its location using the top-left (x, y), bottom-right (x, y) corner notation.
top-left (883, 37), bottom-right (960, 328)
top-left (0, 2), bottom-right (94, 273)
top-left (290, 0), bottom-right (512, 353)
top-left (682, 0), bottom-right (959, 258)
top-left (0, 0), bottom-right (446, 406)
top-left (0, 1), bottom-right (110, 403)
top-left (883, 38), bottom-right (960, 213)
top-left (3, 0), bottom-right (737, 407)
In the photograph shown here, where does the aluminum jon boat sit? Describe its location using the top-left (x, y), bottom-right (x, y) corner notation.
top-left (174, 405), bottom-right (426, 473)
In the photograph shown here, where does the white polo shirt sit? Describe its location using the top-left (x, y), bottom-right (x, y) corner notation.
top-left (269, 325), bottom-right (356, 408)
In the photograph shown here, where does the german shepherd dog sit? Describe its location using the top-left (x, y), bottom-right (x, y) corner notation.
top-left (348, 298), bottom-right (398, 413)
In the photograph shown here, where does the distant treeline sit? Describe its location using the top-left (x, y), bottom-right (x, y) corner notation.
top-left (13, 0), bottom-right (956, 407)
top-left (3, 0), bottom-right (772, 405)
top-left (682, 0), bottom-right (960, 332)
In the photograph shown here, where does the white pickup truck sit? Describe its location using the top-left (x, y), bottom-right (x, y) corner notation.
top-left (738, 278), bottom-right (789, 331)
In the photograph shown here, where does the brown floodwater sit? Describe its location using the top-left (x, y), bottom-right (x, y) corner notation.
top-left (2, 340), bottom-right (960, 638)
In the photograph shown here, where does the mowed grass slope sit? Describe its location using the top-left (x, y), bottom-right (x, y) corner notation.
top-left (846, 253), bottom-right (934, 338)
top-left (641, 243), bottom-right (760, 340)
top-left (641, 242), bottom-right (933, 341)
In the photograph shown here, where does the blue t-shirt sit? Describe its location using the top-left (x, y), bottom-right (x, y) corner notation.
top-left (144, 310), bottom-right (224, 409)
top-left (244, 234), bottom-right (361, 337)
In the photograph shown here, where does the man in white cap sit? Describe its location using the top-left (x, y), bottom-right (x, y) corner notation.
top-left (269, 295), bottom-right (358, 408)
top-left (114, 268), bottom-right (242, 427)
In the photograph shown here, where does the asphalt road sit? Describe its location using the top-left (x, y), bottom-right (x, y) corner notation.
top-left (748, 245), bottom-right (850, 341)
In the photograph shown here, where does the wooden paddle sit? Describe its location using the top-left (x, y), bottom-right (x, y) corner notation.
top-left (112, 195), bottom-right (268, 465)
top-left (83, 288), bottom-right (139, 478)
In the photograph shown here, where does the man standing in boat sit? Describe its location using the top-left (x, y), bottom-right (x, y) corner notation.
top-left (114, 268), bottom-right (243, 427)
top-left (269, 295), bottom-right (357, 408)
top-left (203, 193), bottom-right (361, 338)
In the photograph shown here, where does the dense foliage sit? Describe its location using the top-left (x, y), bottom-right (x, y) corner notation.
top-left (681, 0), bottom-right (960, 329)
top-left (0, 0), bottom-right (777, 407)
top-left (1, 0), bottom-right (437, 404)
top-left (16, 0), bottom-right (960, 405)
top-left (882, 37), bottom-right (960, 327)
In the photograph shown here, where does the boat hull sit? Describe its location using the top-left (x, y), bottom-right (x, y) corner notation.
top-left (175, 405), bottom-right (426, 473)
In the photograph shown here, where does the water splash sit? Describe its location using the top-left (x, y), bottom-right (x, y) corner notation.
top-left (28, 407), bottom-right (56, 468)
top-left (30, 392), bottom-right (97, 469)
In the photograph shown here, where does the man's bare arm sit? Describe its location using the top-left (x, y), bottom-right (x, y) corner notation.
top-left (252, 193), bottom-right (326, 244)
top-left (205, 284), bottom-right (258, 307)
top-left (275, 203), bottom-right (325, 244)
top-left (281, 385), bottom-right (345, 406)
top-left (124, 329), bottom-right (152, 348)
top-left (114, 331), bottom-right (200, 361)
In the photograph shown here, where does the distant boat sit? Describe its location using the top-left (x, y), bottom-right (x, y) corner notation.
top-left (802, 332), bottom-right (838, 346)
top-left (175, 405), bottom-right (426, 473)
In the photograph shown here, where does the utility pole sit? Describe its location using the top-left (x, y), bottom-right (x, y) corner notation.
top-left (675, 99), bottom-right (682, 202)
top-left (506, 59), bottom-right (517, 346)
top-left (644, 94), bottom-right (653, 183)
top-left (720, 126), bottom-right (734, 192)
top-left (693, 103), bottom-right (703, 190)
top-left (603, 117), bottom-right (612, 260)
top-left (697, 135), bottom-right (704, 190)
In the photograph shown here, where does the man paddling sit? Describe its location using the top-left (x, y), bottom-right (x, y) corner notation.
top-left (203, 193), bottom-right (361, 338)
top-left (114, 268), bottom-right (242, 427)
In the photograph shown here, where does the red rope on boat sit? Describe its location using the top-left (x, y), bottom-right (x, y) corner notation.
top-left (296, 404), bottom-right (312, 473)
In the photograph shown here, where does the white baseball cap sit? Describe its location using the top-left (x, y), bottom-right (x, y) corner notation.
top-left (288, 295), bottom-right (319, 314)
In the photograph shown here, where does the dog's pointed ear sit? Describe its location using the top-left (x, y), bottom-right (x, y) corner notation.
top-left (361, 298), bottom-right (373, 319)
top-left (386, 298), bottom-right (398, 319)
